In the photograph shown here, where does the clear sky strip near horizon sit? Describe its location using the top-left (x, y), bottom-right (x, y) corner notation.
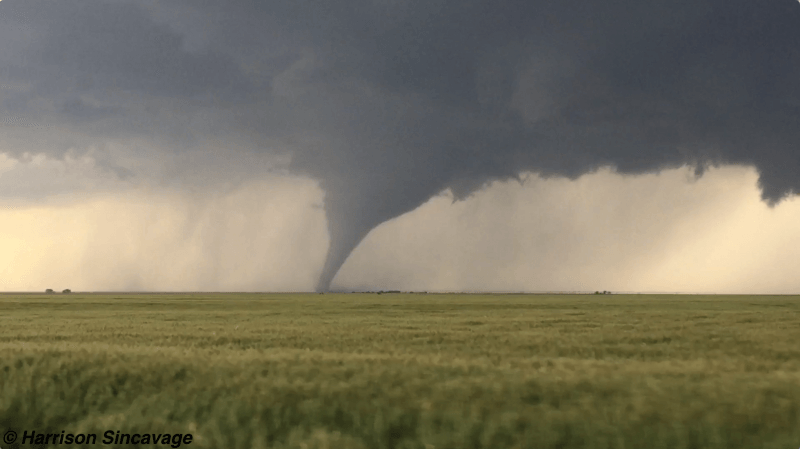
top-left (0, 0), bottom-right (799, 293)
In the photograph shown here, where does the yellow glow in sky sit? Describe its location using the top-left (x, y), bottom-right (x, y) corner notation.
top-left (1, 164), bottom-right (799, 293)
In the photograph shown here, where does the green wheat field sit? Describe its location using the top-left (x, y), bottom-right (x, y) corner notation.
top-left (1, 293), bottom-right (799, 449)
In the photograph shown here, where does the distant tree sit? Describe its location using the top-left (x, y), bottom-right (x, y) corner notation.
top-left (62, 289), bottom-right (72, 294)
top-left (45, 289), bottom-right (54, 293)
top-left (595, 291), bottom-right (600, 295)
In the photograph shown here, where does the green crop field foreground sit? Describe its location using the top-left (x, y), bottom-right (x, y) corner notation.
top-left (1, 293), bottom-right (799, 449)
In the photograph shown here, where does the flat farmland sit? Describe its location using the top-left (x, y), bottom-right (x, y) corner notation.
top-left (1, 293), bottom-right (799, 449)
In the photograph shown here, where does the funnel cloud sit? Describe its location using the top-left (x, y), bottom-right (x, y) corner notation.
top-left (0, 0), bottom-right (799, 291)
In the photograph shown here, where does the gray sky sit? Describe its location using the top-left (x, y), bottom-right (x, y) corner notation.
top-left (1, 0), bottom-right (799, 293)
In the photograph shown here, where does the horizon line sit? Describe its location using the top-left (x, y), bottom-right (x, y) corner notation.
top-left (1, 291), bottom-right (799, 296)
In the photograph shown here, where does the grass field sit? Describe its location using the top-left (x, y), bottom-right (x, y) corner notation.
top-left (1, 293), bottom-right (799, 449)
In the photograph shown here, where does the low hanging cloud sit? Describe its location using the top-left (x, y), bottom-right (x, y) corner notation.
top-left (1, 0), bottom-right (799, 292)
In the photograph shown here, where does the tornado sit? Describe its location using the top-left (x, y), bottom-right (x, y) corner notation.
top-left (1, 0), bottom-right (799, 294)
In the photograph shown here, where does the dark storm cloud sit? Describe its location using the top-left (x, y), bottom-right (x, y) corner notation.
top-left (27, 0), bottom-right (248, 97)
top-left (0, 0), bottom-right (252, 155)
top-left (1, 0), bottom-right (799, 290)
